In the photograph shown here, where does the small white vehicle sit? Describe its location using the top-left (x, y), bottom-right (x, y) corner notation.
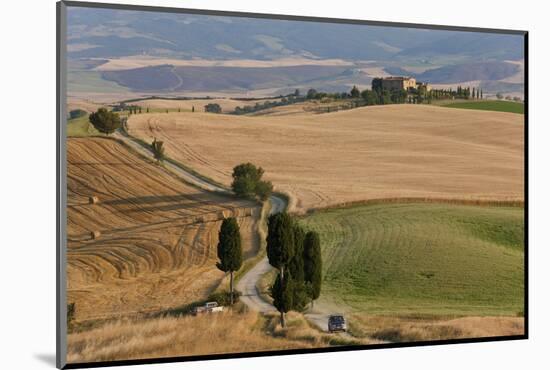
top-left (192, 301), bottom-right (224, 316)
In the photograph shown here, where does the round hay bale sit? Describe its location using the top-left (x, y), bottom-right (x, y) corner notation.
top-left (90, 230), bottom-right (101, 240)
top-left (89, 196), bottom-right (99, 205)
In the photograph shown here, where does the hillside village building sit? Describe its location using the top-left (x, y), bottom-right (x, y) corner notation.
top-left (372, 76), bottom-right (431, 92)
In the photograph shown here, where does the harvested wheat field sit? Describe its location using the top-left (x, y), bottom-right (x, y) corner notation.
top-left (67, 137), bottom-right (261, 322)
top-left (67, 97), bottom-right (105, 114)
top-left (128, 104), bottom-right (524, 213)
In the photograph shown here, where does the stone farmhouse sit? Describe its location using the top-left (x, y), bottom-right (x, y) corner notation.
top-left (372, 76), bottom-right (431, 92)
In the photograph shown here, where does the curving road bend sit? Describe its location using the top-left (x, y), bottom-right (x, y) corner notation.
top-left (236, 195), bottom-right (285, 313)
top-left (114, 128), bottom-right (346, 334)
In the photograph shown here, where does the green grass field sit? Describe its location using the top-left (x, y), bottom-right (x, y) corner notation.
top-left (67, 115), bottom-right (99, 137)
top-left (299, 203), bottom-right (524, 316)
top-left (441, 100), bottom-right (524, 114)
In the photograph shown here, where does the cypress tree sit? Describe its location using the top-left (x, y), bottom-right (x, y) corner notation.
top-left (304, 231), bottom-right (322, 306)
top-left (267, 213), bottom-right (295, 281)
top-left (267, 212), bottom-right (296, 326)
top-left (288, 224), bottom-right (308, 311)
top-left (271, 272), bottom-right (294, 328)
top-left (151, 138), bottom-right (165, 164)
top-left (216, 217), bottom-right (243, 305)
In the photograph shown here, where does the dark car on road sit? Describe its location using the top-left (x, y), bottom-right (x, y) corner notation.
top-left (328, 314), bottom-right (347, 333)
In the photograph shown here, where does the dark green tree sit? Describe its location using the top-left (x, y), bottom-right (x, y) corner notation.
top-left (361, 89), bottom-right (379, 105)
top-left (380, 90), bottom-right (392, 104)
top-left (304, 231), bottom-right (322, 306)
top-left (288, 224), bottom-right (309, 311)
top-left (231, 163), bottom-right (272, 200)
top-left (151, 138), bottom-right (165, 164)
top-left (192, 105), bottom-right (195, 113)
top-left (88, 108), bottom-right (121, 135)
top-left (204, 103), bottom-right (222, 113)
top-left (267, 212), bottom-right (295, 281)
top-left (371, 78), bottom-right (383, 92)
top-left (271, 272), bottom-right (294, 327)
top-left (306, 88), bottom-right (318, 99)
top-left (350, 85), bottom-right (360, 98)
top-left (146, 107), bottom-right (150, 113)
top-left (288, 224), bottom-right (305, 282)
top-left (255, 180), bottom-right (273, 201)
top-left (216, 217), bottom-right (243, 304)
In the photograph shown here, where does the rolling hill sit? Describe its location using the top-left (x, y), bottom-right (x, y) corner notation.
top-left (300, 202), bottom-right (524, 315)
top-left (127, 104), bottom-right (524, 213)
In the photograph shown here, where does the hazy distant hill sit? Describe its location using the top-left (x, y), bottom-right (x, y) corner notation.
top-left (66, 6), bottom-right (524, 97)
top-left (386, 62), bottom-right (520, 84)
top-left (67, 8), bottom-right (523, 62)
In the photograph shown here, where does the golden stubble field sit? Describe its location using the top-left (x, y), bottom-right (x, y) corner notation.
top-left (67, 137), bottom-right (261, 322)
top-left (128, 104), bottom-right (524, 213)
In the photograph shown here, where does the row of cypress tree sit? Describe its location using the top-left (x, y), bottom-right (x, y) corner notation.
top-left (216, 212), bottom-right (322, 328)
top-left (267, 212), bottom-right (322, 327)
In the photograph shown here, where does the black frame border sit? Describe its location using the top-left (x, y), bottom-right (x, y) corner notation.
top-left (56, 1), bottom-right (528, 369)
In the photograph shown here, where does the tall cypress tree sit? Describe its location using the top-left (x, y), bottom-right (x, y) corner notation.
top-left (216, 217), bottom-right (243, 305)
top-left (267, 213), bottom-right (295, 281)
top-left (271, 272), bottom-right (294, 328)
top-left (288, 224), bottom-right (308, 311)
top-left (304, 231), bottom-right (322, 306)
top-left (267, 212), bottom-right (296, 326)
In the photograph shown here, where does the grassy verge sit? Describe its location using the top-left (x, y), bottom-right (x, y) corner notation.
top-left (67, 309), bottom-right (312, 364)
top-left (299, 202), bottom-right (524, 316)
top-left (440, 100), bottom-right (524, 114)
top-left (348, 314), bottom-right (524, 343)
top-left (67, 115), bottom-right (99, 137)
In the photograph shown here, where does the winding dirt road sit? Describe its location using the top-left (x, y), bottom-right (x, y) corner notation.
top-left (115, 128), bottom-right (346, 334)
